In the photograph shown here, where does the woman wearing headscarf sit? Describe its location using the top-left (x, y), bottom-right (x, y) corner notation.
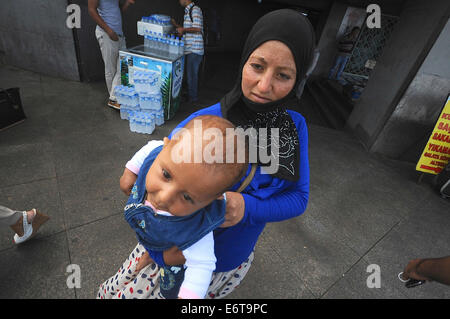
top-left (98, 8), bottom-right (315, 299)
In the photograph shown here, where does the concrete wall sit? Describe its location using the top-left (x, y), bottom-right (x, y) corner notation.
top-left (0, 0), bottom-right (80, 81)
top-left (371, 17), bottom-right (450, 162)
top-left (346, 0), bottom-right (450, 156)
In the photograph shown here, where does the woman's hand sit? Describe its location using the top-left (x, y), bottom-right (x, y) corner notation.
top-left (136, 251), bottom-right (154, 272)
top-left (120, 168), bottom-right (137, 195)
top-left (221, 192), bottom-right (245, 228)
top-left (163, 246), bottom-right (186, 266)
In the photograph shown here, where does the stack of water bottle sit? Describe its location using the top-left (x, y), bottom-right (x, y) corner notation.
top-left (138, 14), bottom-right (184, 56)
top-left (144, 31), bottom-right (185, 56)
top-left (114, 70), bottom-right (165, 134)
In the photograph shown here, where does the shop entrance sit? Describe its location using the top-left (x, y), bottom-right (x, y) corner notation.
top-left (341, 14), bottom-right (399, 89)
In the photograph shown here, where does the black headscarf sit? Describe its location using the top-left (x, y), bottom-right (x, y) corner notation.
top-left (220, 9), bottom-right (316, 181)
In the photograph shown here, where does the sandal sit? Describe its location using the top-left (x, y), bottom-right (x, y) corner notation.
top-left (13, 209), bottom-right (50, 244)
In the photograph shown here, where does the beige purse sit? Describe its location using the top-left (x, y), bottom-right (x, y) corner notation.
top-left (235, 163), bottom-right (258, 193)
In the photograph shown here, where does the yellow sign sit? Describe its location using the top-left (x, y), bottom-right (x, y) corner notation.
top-left (416, 95), bottom-right (450, 174)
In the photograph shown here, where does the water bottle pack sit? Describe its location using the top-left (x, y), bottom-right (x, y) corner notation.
top-left (133, 70), bottom-right (160, 94)
top-left (142, 14), bottom-right (172, 26)
top-left (114, 85), bottom-right (165, 134)
top-left (115, 86), bottom-right (139, 109)
top-left (129, 111), bottom-right (157, 134)
top-left (141, 107), bottom-right (164, 126)
top-left (139, 92), bottom-right (162, 110)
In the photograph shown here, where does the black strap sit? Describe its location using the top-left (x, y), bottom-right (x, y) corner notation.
top-left (189, 5), bottom-right (195, 22)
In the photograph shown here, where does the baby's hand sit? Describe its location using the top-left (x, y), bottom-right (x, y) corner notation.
top-left (120, 168), bottom-right (137, 195)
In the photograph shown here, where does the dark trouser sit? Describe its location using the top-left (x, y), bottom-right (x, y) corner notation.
top-left (328, 53), bottom-right (350, 80)
top-left (186, 53), bottom-right (203, 102)
top-left (160, 265), bottom-right (186, 299)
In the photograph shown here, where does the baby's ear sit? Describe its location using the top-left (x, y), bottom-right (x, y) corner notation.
top-left (163, 137), bottom-right (170, 147)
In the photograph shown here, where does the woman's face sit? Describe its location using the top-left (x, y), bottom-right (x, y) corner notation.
top-left (241, 40), bottom-right (297, 104)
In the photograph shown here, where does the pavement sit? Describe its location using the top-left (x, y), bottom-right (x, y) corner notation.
top-left (0, 64), bottom-right (449, 299)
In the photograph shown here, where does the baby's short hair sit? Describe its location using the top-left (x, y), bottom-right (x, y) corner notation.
top-left (171, 115), bottom-right (249, 192)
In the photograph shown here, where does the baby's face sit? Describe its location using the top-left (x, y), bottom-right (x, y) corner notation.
top-left (145, 138), bottom-right (227, 216)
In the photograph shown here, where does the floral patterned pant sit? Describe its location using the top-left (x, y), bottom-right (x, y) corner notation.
top-left (97, 243), bottom-right (254, 299)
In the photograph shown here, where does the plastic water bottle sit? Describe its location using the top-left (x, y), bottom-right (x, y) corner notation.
top-left (145, 33), bottom-right (151, 49)
top-left (129, 112), bottom-right (135, 132)
top-left (138, 113), bottom-right (145, 133)
top-left (151, 33), bottom-right (157, 50)
top-left (134, 92), bottom-right (139, 108)
top-left (120, 107), bottom-right (126, 120)
top-left (126, 88), bottom-right (132, 106)
top-left (155, 93), bottom-right (162, 109)
top-left (114, 86), bottom-right (122, 104)
top-left (137, 114), bottom-right (143, 133)
top-left (179, 42), bottom-right (185, 55)
top-left (170, 41), bottom-right (176, 55)
top-left (135, 113), bottom-right (142, 133)
top-left (139, 94), bottom-right (146, 109)
top-left (142, 114), bottom-right (148, 134)
top-left (156, 107), bottom-right (164, 125)
top-left (163, 36), bottom-right (169, 53)
top-left (146, 114), bottom-right (154, 134)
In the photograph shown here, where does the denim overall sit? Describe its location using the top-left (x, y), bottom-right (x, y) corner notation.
top-left (124, 145), bottom-right (226, 298)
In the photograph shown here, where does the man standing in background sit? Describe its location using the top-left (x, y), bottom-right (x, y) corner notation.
top-left (172, 0), bottom-right (204, 103)
top-left (88, 0), bottom-right (135, 110)
top-left (328, 26), bottom-right (360, 83)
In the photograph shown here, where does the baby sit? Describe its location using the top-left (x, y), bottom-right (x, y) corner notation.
top-left (121, 115), bottom-right (248, 299)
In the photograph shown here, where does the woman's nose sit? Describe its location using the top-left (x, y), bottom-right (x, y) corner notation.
top-left (257, 71), bottom-right (273, 94)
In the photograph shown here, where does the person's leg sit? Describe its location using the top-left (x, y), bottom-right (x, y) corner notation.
top-left (185, 53), bottom-right (194, 101)
top-left (160, 265), bottom-right (185, 299)
top-left (328, 55), bottom-right (340, 79)
top-left (0, 205), bottom-right (22, 227)
top-left (205, 252), bottom-right (254, 299)
top-left (336, 55), bottom-right (350, 80)
top-left (109, 35), bottom-right (127, 103)
top-left (1, 206), bottom-right (48, 241)
top-left (188, 54), bottom-right (203, 102)
top-left (97, 243), bottom-right (163, 299)
top-left (95, 27), bottom-right (121, 106)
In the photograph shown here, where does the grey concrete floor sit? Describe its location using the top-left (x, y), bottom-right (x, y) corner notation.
top-left (0, 64), bottom-right (449, 299)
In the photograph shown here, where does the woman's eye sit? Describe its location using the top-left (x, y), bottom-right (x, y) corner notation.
top-left (162, 169), bottom-right (171, 179)
top-left (251, 63), bottom-right (263, 71)
top-left (279, 73), bottom-right (291, 80)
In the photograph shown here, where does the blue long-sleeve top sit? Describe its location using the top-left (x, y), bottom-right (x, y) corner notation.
top-left (148, 102), bottom-right (309, 272)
